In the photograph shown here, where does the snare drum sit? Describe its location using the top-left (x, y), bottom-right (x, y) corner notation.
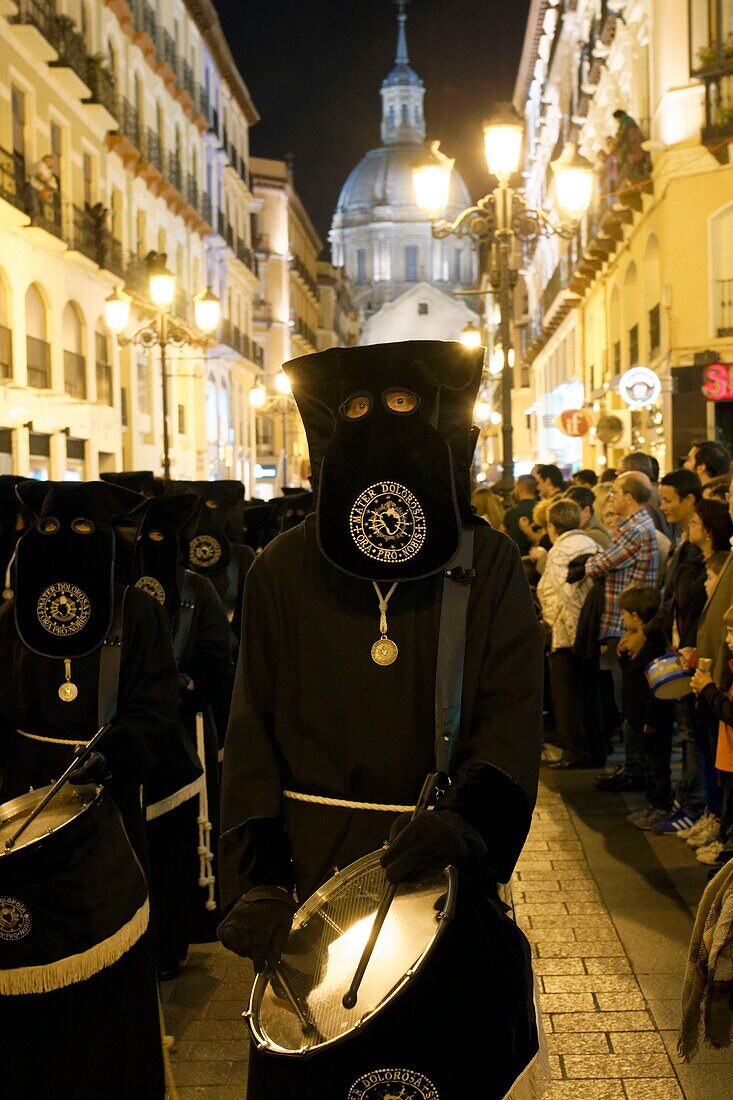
top-left (245, 849), bottom-right (546, 1100)
top-left (0, 785), bottom-right (149, 995)
top-left (645, 653), bottom-right (693, 700)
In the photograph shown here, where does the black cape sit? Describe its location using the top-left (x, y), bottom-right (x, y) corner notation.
top-left (220, 517), bottom-right (545, 1098)
top-left (0, 585), bottom-right (179, 1100)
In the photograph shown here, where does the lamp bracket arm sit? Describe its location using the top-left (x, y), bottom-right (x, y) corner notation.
top-left (430, 194), bottom-right (498, 243)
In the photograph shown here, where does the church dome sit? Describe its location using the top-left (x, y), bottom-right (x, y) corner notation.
top-left (335, 145), bottom-right (472, 224)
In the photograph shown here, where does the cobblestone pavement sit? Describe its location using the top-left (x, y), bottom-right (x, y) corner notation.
top-left (162, 773), bottom-right (733, 1099)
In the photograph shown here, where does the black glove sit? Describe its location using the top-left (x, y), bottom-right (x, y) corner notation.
top-left (380, 810), bottom-right (487, 884)
top-left (217, 886), bottom-right (297, 971)
top-left (69, 751), bottom-right (109, 786)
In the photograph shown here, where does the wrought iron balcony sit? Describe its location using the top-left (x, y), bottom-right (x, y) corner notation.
top-left (166, 152), bottom-right (183, 192)
top-left (235, 238), bottom-right (255, 273)
top-left (184, 173), bottom-right (199, 210)
top-left (11, 0), bottom-right (57, 45)
top-left (85, 59), bottom-right (118, 120)
top-left (290, 253), bottom-right (318, 297)
top-left (156, 25), bottom-right (177, 71)
top-left (48, 13), bottom-right (88, 84)
top-left (132, 0), bottom-right (157, 43)
top-left (119, 98), bottom-right (143, 148)
top-left (701, 69), bottom-right (733, 160)
top-left (0, 147), bottom-right (26, 213)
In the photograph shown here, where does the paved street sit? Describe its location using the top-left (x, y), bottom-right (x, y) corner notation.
top-left (162, 770), bottom-right (733, 1099)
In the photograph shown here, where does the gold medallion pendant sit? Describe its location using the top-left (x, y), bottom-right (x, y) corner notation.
top-left (371, 636), bottom-right (398, 666)
top-left (58, 659), bottom-right (79, 703)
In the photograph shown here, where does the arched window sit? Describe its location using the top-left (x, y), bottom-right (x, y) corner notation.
top-left (643, 234), bottom-right (661, 357)
top-left (414, 105), bottom-right (420, 124)
top-left (62, 301), bottom-right (86, 399)
top-left (0, 269), bottom-right (11, 380)
top-left (401, 102), bottom-right (409, 124)
top-left (25, 284), bottom-right (50, 388)
top-left (609, 284), bottom-right (621, 376)
top-left (623, 262), bottom-right (639, 367)
top-left (387, 105), bottom-right (395, 128)
top-left (218, 382), bottom-right (231, 443)
top-left (206, 375), bottom-right (218, 444)
top-left (95, 320), bottom-right (113, 405)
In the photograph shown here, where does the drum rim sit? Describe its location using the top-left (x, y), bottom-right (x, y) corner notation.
top-left (0, 783), bottom-right (100, 858)
top-left (246, 847), bottom-right (457, 1058)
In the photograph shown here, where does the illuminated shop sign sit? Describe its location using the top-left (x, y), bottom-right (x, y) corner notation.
top-left (702, 363), bottom-right (733, 401)
top-left (618, 367), bottom-right (661, 408)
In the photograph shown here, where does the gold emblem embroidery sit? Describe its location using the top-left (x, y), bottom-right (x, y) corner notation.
top-left (135, 576), bottom-right (166, 604)
top-left (37, 582), bottom-right (91, 637)
top-left (0, 897), bottom-right (32, 942)
top-left (189, 535), bottom-right (222, 568)
top-left (350, 482), bottom-right (426, 563)
top-left (348, 1068), bottom-right (440, 1100)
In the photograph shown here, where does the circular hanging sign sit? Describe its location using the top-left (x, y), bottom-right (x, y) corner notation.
top-left (596, 414), bottom-right (625, 445)
top-left (555, 408), bottom-right (594, 437)
top-left (618, 366), bottom-right (661, 409)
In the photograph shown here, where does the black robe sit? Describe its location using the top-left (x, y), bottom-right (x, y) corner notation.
top-left (220, 517), bottom-right (545, 1099)
top-left (146, 571), bottom-right (233, 970)
top-left (0, 585), bottom-right (179, 1100)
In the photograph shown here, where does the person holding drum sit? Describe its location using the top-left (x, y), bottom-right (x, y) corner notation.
top-left (219, 341), bottom-right (547, 1100)
top-left (0, 480), bottom-right (180, 1099)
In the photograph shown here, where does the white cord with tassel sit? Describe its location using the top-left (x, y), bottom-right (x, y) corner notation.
top-left (195, 711), bottom-right (216, 911)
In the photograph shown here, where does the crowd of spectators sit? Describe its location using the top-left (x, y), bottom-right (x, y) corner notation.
top-left (472, 440), bottom-right (733, 874)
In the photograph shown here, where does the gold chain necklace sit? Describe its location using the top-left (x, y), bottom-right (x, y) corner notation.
top-left (371, 581), bottom-right (399, 666)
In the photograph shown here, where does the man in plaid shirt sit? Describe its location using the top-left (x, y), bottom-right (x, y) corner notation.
top-left (585, 472), bottom-right (659, 790)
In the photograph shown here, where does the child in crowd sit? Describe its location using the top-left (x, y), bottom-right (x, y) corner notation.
top-left (619, 586), bottom-right (675, 830)
top-left (690, 604), bottom-right (733, 868)
top-left (704, 550), bottom-right (729, 601)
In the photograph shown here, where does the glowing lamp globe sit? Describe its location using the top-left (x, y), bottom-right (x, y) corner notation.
top-left (483, 103), bottom-right (524, 183)
top-left (412, 141), bottom-right (455, 219)
top-left (104, 287), bottom-right (131, 335)
top-left (149, 265), bottom-right (176, 309)
top-left (274, 371), bottom-right (292, 396)
top-left (249, 384), bottom-right (267, 409)
top-left (194, 288), bottom-right (221, 334)
top-left (551, 143), bottom-right (594, 220)
top-left (460, 322), bottom-right (482, 349)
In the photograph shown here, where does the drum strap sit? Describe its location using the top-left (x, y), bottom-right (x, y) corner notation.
top-left (98, 587), bottom-right (126, 727)
top-left (172, 571), bottom-right (196, 668)
top-left (434, 526), bottom-right (475, 777)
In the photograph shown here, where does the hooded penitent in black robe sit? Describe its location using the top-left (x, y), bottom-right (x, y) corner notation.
top-left (220, 342), bottom-right (546, 1100)
top-left (0, 483), bottom-right (179, 1100)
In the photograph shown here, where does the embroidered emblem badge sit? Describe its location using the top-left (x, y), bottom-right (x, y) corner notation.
top-left (36, 582), bottom-right (91, 636)
top-left (0, 897), bottom-right (32, 942)
top-left (189, 535), bottom-right (222, 568)
top-left (135, 576), bottom-right (166, 605)
top-left (347, 1068), bottom-right (440, 1099)
top-left (350, 482), bottom-right (426, 564)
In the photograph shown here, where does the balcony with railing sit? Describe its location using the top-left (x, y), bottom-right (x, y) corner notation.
top-left (718, 278), bottom-right (733, 336)
top-left (0, 147), bottom-right (26, 214)
top-left (64, 349), bottom-right (86, 399)
top-left (0, 326), bottom-right (12, 381)
top-left (290, 253), bottom-right (318, 298)
top-left (96, 359), bottom-right (113, 405)
top-left (27, 335), bottom-right (51, 389)
top-left (235, 237), bottom-right (256, 273)
top-left (253, 298), bottom-right (273, 325)
top-left (292, 315), bottom-right (318, 349)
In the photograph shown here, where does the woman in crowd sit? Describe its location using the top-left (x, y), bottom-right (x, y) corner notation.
top-left (688, 498), bottom-right (733, 559)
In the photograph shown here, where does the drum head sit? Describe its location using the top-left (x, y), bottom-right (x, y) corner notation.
top-left (248, 849), bottom-right (455, 1056)
top-left (654, 673), bottom-right (692, 700)
top-left (0, 784), bottom-right (98, 854)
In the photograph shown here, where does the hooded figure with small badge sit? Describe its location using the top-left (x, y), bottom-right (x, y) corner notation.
top-left (116, 491), bottom-right (232, 974)
top-left (218, 342), bottom-right (546, 1100)
top-left (0, 481), bottom-right (179, 1099)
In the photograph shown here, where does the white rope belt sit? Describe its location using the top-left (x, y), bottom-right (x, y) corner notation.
top-left (283, 790), bottom-right (415, 813)
top-left (18, 729), bottom-right (89, 747)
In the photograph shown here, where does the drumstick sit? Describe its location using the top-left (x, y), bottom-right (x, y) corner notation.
top-left (342, 772), bottom-right (437, 1011)
top-left (271, 964), bottom-right (316, 1034)
top-left (3, 724), bottom-right (109, 851)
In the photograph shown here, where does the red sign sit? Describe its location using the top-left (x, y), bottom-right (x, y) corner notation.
top-left (702, 363), bottom-right (733, 401)
top-left (556, 409), bottom-right (593, 437)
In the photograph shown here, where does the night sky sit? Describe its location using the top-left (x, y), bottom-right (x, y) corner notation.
top-left (217, 0), bottom-right (531, 247)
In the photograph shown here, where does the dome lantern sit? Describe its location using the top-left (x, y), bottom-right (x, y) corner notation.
top-left (380, 0), bottom-right (425, 146)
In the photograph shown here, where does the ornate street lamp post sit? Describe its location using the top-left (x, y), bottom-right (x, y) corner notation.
top-left (413, 103), bottom-right (593, 488)
top-left (249, 370), bottom-right (293, 490)
top-left (105, 254), bottom-right (220, 479)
